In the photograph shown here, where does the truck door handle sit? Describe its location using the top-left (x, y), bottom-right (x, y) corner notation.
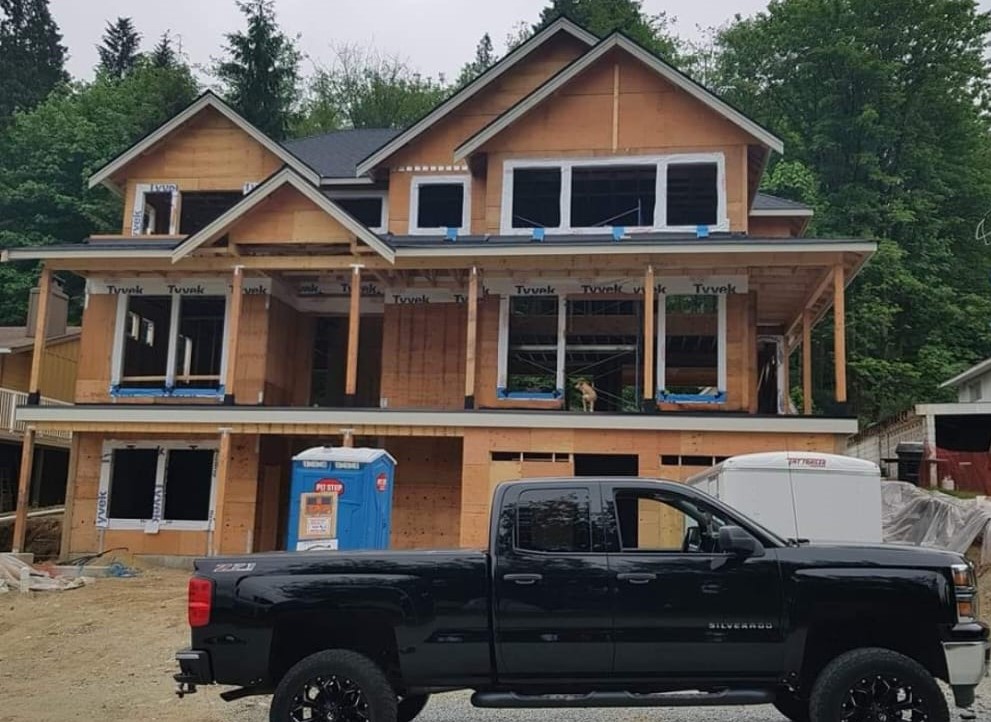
top-left (617, 573), bottom-right (657, 585)
top-left (503, 573), bottom-right (542, 585)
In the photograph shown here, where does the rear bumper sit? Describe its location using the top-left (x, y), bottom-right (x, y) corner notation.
top-left (174, 648), bottom-right (213, 686)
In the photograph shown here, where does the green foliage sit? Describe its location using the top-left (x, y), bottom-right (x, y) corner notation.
top-left (97, 17), bottom-right (142, 79)
top-left (151, 31), bottom-right (178, 69)
top-left (294, 45), bottom-right (449, 134)
top-left (717, 0), bottom-right (991, 421)
top-left (0, 62), bottom-right (198, 324)
top-left (0, 0), bottom-right (68, 119)
top-left (215, 0), bottom-right (300, 140)
top-left (535, 0), bottom-right (683, 59)
top-left (456, 33), bottom-right (496, 88)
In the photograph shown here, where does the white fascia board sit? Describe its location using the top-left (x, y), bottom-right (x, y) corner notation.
top-left (916, 402), bottom-right (991, 416)
top-left (455, 35), bottom-right (785, 162)
top-left (750, 209), bottom-right (814, 218)
top-left (394, 240), bottom-right (877, 259)
top-left (88, 92), bottom-right (319, 192)
top-left (171, 168), bottom-right (395, 263)
top-left (320, 177), bottom-right (376, 186)
top-left (938, 359), bottom-right (991, 389)
top-left (15, 404), bottom-right (858, 435)
top-left (354, 18), bottom-right (598, 177)
top-left (2, 247), bottom-right (173, 262)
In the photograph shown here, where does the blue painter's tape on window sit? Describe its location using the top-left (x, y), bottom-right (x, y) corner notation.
top-left (696, 224), bottom-right (710, 238)
top-left (611, 226), bottom-right (625, 241)
top-left (532, 227), bottom-right (545, 242)
top-left (445, 227), bottom-right (459, 241)
top-left (171, 387), bottom-right (224, 399)
top-left (497, 387), bottom-right (563, 400)
top-left (657, 390), bottom-right (726, 404)
top-left (111, 386), bottom-right (171, 398)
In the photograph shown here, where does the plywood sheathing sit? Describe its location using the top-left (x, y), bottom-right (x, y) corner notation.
top-left (264, 296), bottom-right (313, 405)
top-left (389, 437), bottom-right (463, 549)
top-left (226, 184), bottom-right (354, 249)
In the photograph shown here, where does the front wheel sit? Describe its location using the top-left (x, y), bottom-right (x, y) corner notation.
top-left (270, 649), bottom-right (397, 722)
top-left (397, 694), bottom-right (430, 722)
top-left (809, 647), bottom-right (949, 722)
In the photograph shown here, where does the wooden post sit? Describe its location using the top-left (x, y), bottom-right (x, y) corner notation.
top-left (781, 342), bottom-right (791, 415)
top-left (643, 265), bottom-right (655, 410)
top-left (58, 434), bottom-right (82, 560)
top-left (223, 266), bottom-right (244, 405)
top-left (833, 263), bottom-right (847, 404)
top-left (209, 429), bottom-right (233, 557)
top-left (11, 429), bottom-right (36, 553)
top-left (27, 265), bottom-right (52, 404)
top-left (464, 266), bottom-right (479, 409)
top-left (345, 265), bottom-right (362, 404)
top-left (802, 309), bottom-right (813, 415)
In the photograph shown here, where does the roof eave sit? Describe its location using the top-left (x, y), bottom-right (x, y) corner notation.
top-left (939, 360), bottom-right (991, 389)
top-left (749, 209), bottom-right (814, 218)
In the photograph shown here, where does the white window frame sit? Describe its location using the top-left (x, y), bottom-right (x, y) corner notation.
top-left (409, 175), bottom-right (471, 235)
top-left (130, 183), bottom-right (180, 236)
top-left (500, 153), bottom-right (728, 236)
top-left (496, 294), bottom-right (567, 400)
top-left (326, 189), bottom-right (388, 233)
top-left (97, 440), bottom-right (218, 532)
top-left (656, 293), bottom-right (727, 402)
top-left (111, 292), bottom-right (230, 395)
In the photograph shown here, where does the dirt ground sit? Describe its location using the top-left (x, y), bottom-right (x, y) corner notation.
top-left (1, 560), bottom-right (989, 722)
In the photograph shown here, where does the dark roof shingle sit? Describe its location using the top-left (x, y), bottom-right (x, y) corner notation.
top-left (282, 128), bottom-right (401, 179)
top-left (752, 192), bottom-right (813, 212)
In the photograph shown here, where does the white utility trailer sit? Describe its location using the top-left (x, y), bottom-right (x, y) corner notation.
top-left (685, 451), bottom-right (883, 544)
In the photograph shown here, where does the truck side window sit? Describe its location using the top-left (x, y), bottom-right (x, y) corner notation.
top-left (516, 488), bottom-right (591, 553)
top-left (614, 491), bottom-right (726, 553)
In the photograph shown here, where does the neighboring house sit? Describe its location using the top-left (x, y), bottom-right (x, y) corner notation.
top-left (847, 357), bottom-right (991, 490)
top-left (0, 286), bottom-right (78, 514)
top-left (2, 19), bottom-right (874, 558)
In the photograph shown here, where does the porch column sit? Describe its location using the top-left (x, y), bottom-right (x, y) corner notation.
top-left (209, 428), bottom-right (233, 557)
top-left (223, 265), bottom-right (244, 405)
top-left (802, 309), bottom-right (813, 415)
top-left (11, 429), bottom-right (36, 553)
top-left (464, 266), bottom-right (479, 409)
top-left (833, 263), bottom-right (847, 404)
top-left (781, 343), bottom-right (791, 414)
top-left (643, 265), bottom-right (656, 411)
top-left (345, 264), bottom-right (362, 405)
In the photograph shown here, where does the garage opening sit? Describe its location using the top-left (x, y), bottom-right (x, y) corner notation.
top-left (573, 453), bottom-right (639, 477)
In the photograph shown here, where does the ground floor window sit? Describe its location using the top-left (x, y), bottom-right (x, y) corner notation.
top-left (98, 442), bottom-right (216, 531)
top-left (658, 294), bottom-right (726, 402)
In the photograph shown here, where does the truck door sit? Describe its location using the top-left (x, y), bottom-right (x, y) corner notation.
top-left (493, 482), bottom-right (613, 679)
top-left (606, 484), bottom-right (784, 676)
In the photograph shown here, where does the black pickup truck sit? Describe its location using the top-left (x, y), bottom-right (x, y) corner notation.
top-left (175, 477), bottom-right (989, 722)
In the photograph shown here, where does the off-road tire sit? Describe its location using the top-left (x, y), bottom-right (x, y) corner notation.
top-left (773, 689), bottom-right (810, 722)
top-left (397, 693), bottom-right (430, 722)
top-left (809, 647), bottom-right (948, 722)
top-left (270, 649), bottom-right (397, 722)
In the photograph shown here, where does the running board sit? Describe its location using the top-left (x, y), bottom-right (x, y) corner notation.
top-left (471, 689), bottom-right (774, 709)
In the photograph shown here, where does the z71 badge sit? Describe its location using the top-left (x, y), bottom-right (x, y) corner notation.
top-left (212, 562), bottom-right (256, 573)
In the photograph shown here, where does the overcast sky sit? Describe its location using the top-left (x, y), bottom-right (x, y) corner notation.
top-left (48, 0), bottom-right (775, 81)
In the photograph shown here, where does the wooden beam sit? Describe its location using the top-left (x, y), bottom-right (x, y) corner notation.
top-left (643, 264), bottom-right (655, 405)
top-left (209, 429), bottom-right (233, 557)
top-left (58, 433), bottom-right (81, 560)
top-left (834, 263), bottom-right (847, 404)
top-left (11, 429), bottom-right (36, 553)
top-left (785, 267), bottom-right (835, 341)
top-left (27, 266), bottom-right (52, 403)
top-left (464, 266), bottom-right (479, 409)
top-left (612, 63), bottom-right (620, 151)
top-left (223, 266), bottom-right (244, 403)
top-left (802, 308), bottom-right (813, 415)
top-left (780, 341), bottom-right (791, 414)
top-left (345, 265), bottom-right (362, 401)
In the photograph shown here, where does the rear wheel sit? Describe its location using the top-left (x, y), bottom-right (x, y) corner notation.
top-left (270, 649), bottom-right (397, 722)
top-left (809, 647), bottom-right (948, 722)
top-left (397, 694), bottom-right (429, 722)
top-left (773, 689), bottom-right (810, 722)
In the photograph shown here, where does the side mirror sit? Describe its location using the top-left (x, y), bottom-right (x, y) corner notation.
top-left (718, 525), bottom-right (765, 558)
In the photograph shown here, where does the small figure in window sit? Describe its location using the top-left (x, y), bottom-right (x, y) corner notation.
top-left (575, 378), bottom-right (598, 413)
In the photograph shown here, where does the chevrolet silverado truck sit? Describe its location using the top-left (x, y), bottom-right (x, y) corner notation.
top-left (174, 478), bottom-right (989, 722)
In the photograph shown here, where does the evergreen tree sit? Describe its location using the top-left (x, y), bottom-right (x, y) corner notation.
top-left (215, 0), bottom-right (300, 140)
top-left (456, 33), bottom-right (496, 87)
top-left (151, 31), bottom-right (177, 69)
top-left (0, 0), bottom-right (68, 119)
top-left (535, 0), bottom-right (682, 59)
top-left (97, 17), bottom-right (142, 79)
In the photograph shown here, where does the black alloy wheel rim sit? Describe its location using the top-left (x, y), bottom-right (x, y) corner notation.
top-left (841, 674), bottom-right (931, 722)
top-left (290, 674), bottom-right (370, 722)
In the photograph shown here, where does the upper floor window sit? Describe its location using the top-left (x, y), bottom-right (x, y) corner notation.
top-left (658, 294), bottom-right (726, 403)
top-left (132, 184), bottom-right (245, 236)
top-left (409, 176), bottom-right (471, 234)
top-left (327, 191), bottom-right (387, 232)
top-left (501, 154), bottom-right (727, 235)
top-left (179, 192), bottom-right (243, 235)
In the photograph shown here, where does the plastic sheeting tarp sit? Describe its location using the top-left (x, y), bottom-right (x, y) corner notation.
top-left (882, 481), bottom-right (991, 566)
top-left (0, 554), bottom-right (91, 593)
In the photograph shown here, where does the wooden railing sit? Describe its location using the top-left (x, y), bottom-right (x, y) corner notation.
top-left (0, 387), bottom-right (72, 442)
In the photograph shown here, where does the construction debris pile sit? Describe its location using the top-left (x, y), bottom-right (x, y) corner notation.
top-left (0, 553), bottom-right (91, 593)
top-left (882, 481), bottom-right (991, 566)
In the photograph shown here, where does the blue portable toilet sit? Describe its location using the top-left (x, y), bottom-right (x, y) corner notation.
top-left (286, 447), bottom-right (396, 551)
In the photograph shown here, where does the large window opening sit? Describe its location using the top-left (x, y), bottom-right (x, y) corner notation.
top-left (179, 191), bottom-right (243, 235)
top-left (162, 449), bottom-right (214, 521)
top-left (667, 163), bottom-right (718, 227)
top-left (107, 448), bottom-right (158, 520)
top-left (661, 294), bottom-right (722, 401)
top-left (332, 196), bottom-right (385, 230)
top-left (122, 296), bottom-right (172, 388)
top-left (310, 316), bottom-right (383, 407)
top-left (142, 192), bottom-right (174, 234)
top-left (174, 298), bottom-right (225, 390)
top-left (571, 165), bottom-right (656, 228)
top-left (506, 296), bottom-right (559, 396)
top-left (412, 179), bottom-right (468, 232)
top-left (512, 168), bottom-right (561, 228)
top-left (566, 300), bottom-right (641, 412)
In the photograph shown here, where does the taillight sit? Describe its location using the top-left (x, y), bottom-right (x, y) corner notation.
top-left (951, 562), bottom-right (979, 624)
top-left (188, 577), bottom-right (213, 628)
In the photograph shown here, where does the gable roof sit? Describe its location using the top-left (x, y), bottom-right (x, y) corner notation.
top-left (283, 128), bottom-right (400, 179)
top-left (751, 192), bottom-right (814, 216)
top-left (170, 167), bottom-right (395, 263)
top-left (940, 358), bottom-right (991, 389)
top-left (88, 91), bottom-right (320, 192)
top-left (354, 17), bottom-right (598, 176)
top-left (454, 33), bottom-right (785, 161)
